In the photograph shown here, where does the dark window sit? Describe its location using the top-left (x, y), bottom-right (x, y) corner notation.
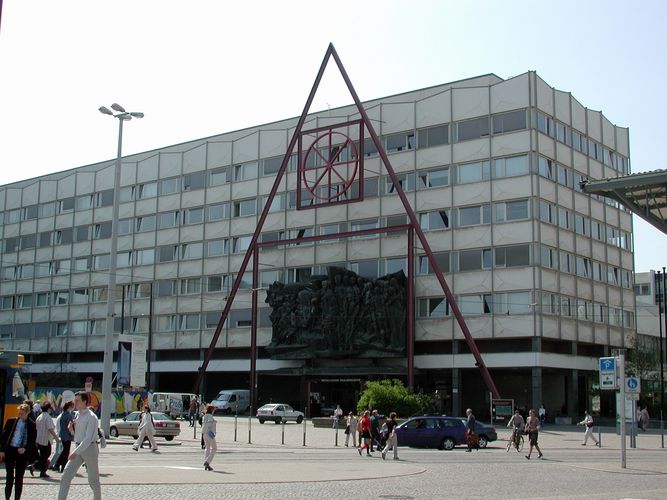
top-left (96, 189), bottom-right (114, 207)
top-left (418, 125), bottom-right (449, 148)
top-left (262, 157), bottom-right (282, 176)
top-left (75, 225), bottom-right (90, 242)
top-left (4, 238), bottom-right (18, 252)
top-left (23, 205), bottom-right (39, 220)
top-left (457, 116), bottom-right (489, 141)
top-left (183, 171), bottom-right (206, 191)
top-left (492, 110), bottom-right (526, 134)
top-left (39, 232), bottom-right (52, 247)
top-left (20, 234), bottom-right (36, 249)
top-left (158, 245), bottom-right (176, 262)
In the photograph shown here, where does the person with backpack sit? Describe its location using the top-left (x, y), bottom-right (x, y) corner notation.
top-left (577, 410), bottom-right (600, 447)
top-left (132, 405), bottom-right (158, 452)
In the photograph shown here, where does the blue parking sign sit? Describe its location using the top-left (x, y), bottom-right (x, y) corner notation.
top-left (599, 357), bottom-right (615, 372)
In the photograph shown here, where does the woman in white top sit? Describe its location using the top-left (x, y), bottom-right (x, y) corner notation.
top-left (201, 404), bottom-right (217, 471)
top-left (132, 405), bottom-right (158, 452)
top-left (345, 412), bottom-right (357, 447)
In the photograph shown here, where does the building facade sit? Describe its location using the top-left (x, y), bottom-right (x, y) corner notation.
top-left (0, 71), bottom-right (635, 418)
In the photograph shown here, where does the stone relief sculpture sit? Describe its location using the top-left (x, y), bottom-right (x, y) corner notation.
top-left (265, 267), bottom-right (406, 359)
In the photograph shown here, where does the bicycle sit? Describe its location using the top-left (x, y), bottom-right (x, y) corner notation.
top-left (506, 428), bottom-right (524, 452)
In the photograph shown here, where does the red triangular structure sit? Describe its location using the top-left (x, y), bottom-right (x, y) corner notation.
top-left (193, 43), bottom-right (500, 406)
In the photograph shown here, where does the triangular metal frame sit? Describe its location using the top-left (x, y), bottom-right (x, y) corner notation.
top-left (193, 43), bottom-right (500, 405)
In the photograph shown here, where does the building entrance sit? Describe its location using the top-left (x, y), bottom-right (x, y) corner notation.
top-left (308, 378), bottom-right (362, 417)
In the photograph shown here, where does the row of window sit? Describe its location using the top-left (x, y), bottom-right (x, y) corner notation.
top-left (539, 245), bottom-right (631, 288)
top-left (537, 200), bottom-right (632, 251)
top-left (536, 111), bottom-right (629, 174)
top-left (541, 292), bottom-right (635, 327)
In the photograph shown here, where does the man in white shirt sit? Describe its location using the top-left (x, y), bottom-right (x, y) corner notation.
top-left (34, 402), bottom-right (59, 477)
top-left (577, 410), bottom-right (600, 447)
top-left (57, 391), bottom-right (102, 500)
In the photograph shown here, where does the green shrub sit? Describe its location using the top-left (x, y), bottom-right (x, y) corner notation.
top-left (356, 379), bottom-right (427, 418)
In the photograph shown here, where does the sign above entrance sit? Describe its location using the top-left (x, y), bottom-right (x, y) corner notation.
top-left (599, 356), bottom-right (618, 390)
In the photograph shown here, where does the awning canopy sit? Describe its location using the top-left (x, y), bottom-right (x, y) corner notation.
top-left (580, 169), bottom-right (667, 234)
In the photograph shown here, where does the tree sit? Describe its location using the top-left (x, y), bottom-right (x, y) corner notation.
top-left (626, 334), bottom-right (662, 413)
top-left (356, 379), bottom-right (427, 417)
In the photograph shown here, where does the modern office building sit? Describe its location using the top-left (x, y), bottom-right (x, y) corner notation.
top-left (0, 71), bottom-right (635, 418)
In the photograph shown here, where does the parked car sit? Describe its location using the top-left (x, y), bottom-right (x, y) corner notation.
top-left (109, 411), bottom-right (181, 441)
top-left (256, 404), bottom-right (304, 424)
top-left (395, 415), bottom-right (497, 450)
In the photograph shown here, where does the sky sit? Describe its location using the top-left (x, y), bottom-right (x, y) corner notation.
top-left (0, 0), bottom-right (665, 272)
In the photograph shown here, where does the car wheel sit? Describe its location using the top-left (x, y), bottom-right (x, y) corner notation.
top-left (296, 415), bottom-right (303, 424)
top-left (165, 436), bottom-right (174, 442)
top-left (258, 419), bottom-right (265, 424)
top-left (441, 437), bottom-right (455, 450)
top-left (478, 435), bottom-right (488, 448)
top-left (109, 427), bottom-right (119, 438)
top-left (274, 417), bottom-right (282, 424)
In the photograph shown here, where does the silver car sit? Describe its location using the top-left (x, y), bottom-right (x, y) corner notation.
top-left (256, 404), bottom-right (304, 424)
top-left (109, 411), bottom-right (181, 441)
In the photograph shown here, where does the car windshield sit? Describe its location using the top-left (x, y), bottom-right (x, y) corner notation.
top-left (216, 394), bottom-right (231, 401)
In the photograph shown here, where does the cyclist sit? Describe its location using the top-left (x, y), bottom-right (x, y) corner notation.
top-left (507, 409), bottom-right (524, 451)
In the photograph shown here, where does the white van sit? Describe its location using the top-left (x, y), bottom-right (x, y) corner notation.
top-left (211, 389), bottom-right (250, 414)
top-left (151, 392), bottom-right (197, 419)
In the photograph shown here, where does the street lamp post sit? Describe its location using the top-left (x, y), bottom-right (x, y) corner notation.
top-left (98, 103), bottom-right (143, 436)
top-left (658, 270), bottom-right (664, 448)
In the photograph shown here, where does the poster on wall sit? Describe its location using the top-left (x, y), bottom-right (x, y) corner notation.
top-left (118, 334), bottom-right (147, 388)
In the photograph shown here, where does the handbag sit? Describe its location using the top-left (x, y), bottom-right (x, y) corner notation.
top-left (344, 427), bottom-right (350, 435)
top-left (207, 431), bottom-right (216, 439)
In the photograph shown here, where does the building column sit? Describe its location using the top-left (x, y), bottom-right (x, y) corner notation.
top-left (532, 367), bottom-right (543, 410)
top-left (452, 368), bottom-right (461, 417)
top-left (568, 369), bottom-right (579, 419)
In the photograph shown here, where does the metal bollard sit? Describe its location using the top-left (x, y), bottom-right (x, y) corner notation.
top-left (193, 415), bottom-right (197, 439)
top-left (248, 406), bottom-right (252, 444)
top-left (598, 426), bottom-right (601, 447)
top-left (282, 417), bottom-right (285, 445)
top-left (334, 418), bottom-right (339, 446)
top-left (234, 409), bottom-right (238, 442)
top-left (303, 410), bottom-right (307, 447)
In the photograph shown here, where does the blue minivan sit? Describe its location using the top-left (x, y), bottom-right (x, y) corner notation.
top-left (395, 415), bottom-right (497, 450)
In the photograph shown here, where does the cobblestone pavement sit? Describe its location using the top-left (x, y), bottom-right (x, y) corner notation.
top-left (2, 420), bottom-right (666, 499)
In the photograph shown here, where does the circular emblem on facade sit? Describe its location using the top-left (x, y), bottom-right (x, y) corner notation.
top-left (302, 131), bottom-right (359, 201)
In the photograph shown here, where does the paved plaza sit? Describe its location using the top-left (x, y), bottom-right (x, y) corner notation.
top-left (2, 417), bottom-right (667, 499)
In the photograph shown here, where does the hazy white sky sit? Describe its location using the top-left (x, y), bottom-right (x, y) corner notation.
top-left (0, 0), bottom-right (665, 272)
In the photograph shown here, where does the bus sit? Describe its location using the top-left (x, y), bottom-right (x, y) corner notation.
top-left (0, 351), bottom-right (28, 425)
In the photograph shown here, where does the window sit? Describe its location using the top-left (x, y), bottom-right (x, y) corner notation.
top-left (233, 199), bottom-right (256, 217)
top-left (361, 137), bottom-right (378, 157)
top-left (493, 155), bottom-right (529, 178)
top-left (384, 257), bottom-right (407, 275)
top-left (55, 229), bottom-right (73, 245)
top-left (180, 278), bottom-right (201, 295)
top-left (418, 252), bottom-right (450, 274)
top-left (459, 294), bottom-right (494, 315)
top-left (119, 186), bottom-right (134, 202)
top-left (0, 296), bottom-right (14, 310)
top-left (117, 219), bottom-right (132, 235)
top-left (574, 214), bottom-right (589, 236)
top-left (160, 177), bottom-right (180, 195)
top-left (23, 205), bottom-right (38, 220)
top-left (385, 173), bottom-right (416, 194)
top-left (492, 109), bottom-right (526, 134)
top-left (540, 246), bottom-right (557, 269)
top-left (495, 245), bottom-right (530, 268)
top-left (458, 204), bottom-right (491, 227)
top-left (137, 182), bottom-right (157, 199)
top-left (53, 290), bottom-right (69, 305)
top-left (4, 237), bottom-right (18, 252)
top-left (557, 207), bottom-right (570, 229)
top-left (158, 245), bottom-right (177, 263)
top-left (20, 264), bottom-right (34, 279)
top-left (208, 203), bottom-right (230, 221)
top-left (206, 275), bottom-right (229, 292)
top-left (73, 257), bottom-right (91, 272)
top-left (457, 160), bottom-right (490, 183)
top-left (135, 248), bottom-right (155, 265)
top-left (458, 249), bottom-right (493, 271)
top-left (91, 287), bottom-right (108, 302)
top-left (35, 262), bottom-right (51, 277)
top-left (233, 236), bottom-right (252, 254)
top-left (158, 211), bottom-right (180, 229)
top-left (2, 266), bottom-right (16, 280)
top-left (57, 197), bottom-right (75, 213)
top-left (180, 242), bottom-right (203, 260)
top-left (75, 225), bottom-right (90, 242)
top-left (17, 294), bottom-right (33, 309)
top-left (20, 234), bottom-right (36, 249)
top-left (350, 219), bottom-right (379, 239)
top-left (261, 194), bottom-right (285, 213)
top-left (130, 283), bottom-right (152, 299)
top-left (39, 202), bottom-right (55, 217)
top-left (536, 111), bottom-right (554, 137)
top-left (136, 215), bottom-right (156, 232)
top-left (576, 256), bottom-right (592, 278)
top-left (419, 210), bottom-right (450, 231)
top-left (52, 323), bottom-right (68, 337)
top-left (260, 270), bottom-right (283, 287)
top-left (35, 292), bottom-right (49, 307)
top-left (538, 156), bottom-right (555, 181)
top-left (286, 267), bottom-right (312, 284)
top-left (94, 222), bottom-right (112, 239)
top-left (39, 231), bottom-right (52, 247)
top-left (591, 220), bottom-right (604, 241)
top-left (418, 167), bottom-right (449, 189)
top-left (593, 262), bottom-right (604, 282)
top-left (417, 124), bottom-right (449, 148)
top-left (234, 162), bottom-right (258, 181)
top-left (93, 254), bottom-right (110, 270)
top-left (608, 266), bottom-right (619, 286)
top-left (209, 167), bottom-right (229, 186)
top-left (207, 239), bottom-right (229, 257)
top-left (71, 288), bottom-right (89, 304)
top-left (205, 312), bottom-right (223, 329)
top-left (418, 297), bottom-right (449, 318)
top-left (76, 195), bottom-right (93, 210)
top-left (262, 156), bottom-right (282, 176)
top-left (185, 207), bottom-right (204, 225)
top-left (555, 122), bottom-right (569, 144)
top-left (319, 223), bottom-right (346, 243)
top-left (183, 172), bottom-right (206, 191)
top-left (559, 251), bottom-right (573, 273)
top-left (96, 189), bottom-right (114, 207)
top-left (385, 131), bottom-right (414, 152)
top-left (557, 164), bottom-right (573, 188)
top-left (494, 291), bottom-right (531, 315)
top-left (117, 251), bottom-right (132, 268)
top-left (495, 199), bottom-right (529, 222)
top-left (457, 116), bottom-right (489, 141)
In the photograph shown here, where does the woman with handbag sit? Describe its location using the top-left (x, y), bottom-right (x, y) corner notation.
top-left (132, 405), bottom-right (158, 452)
top-left (0, 403), bottom-right (37, 500)
top-left (344, 412), bottom-right (357, 447)
top-left (201, 404), bottom-right (217, 471)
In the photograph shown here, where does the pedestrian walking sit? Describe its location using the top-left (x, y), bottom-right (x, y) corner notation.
top-left (381, 412), bottom-right (399, 460)
top-left (344, 412), bottom-right (357, 447)
top-left (577, 411), bottom-right (600, 447)
top-left (201, 404), bottom-right (217, 471)
top-left (34, 402), bottom-right (60, 478)
top-left (188, 397), bottom-right (198, 427)
top-left (132, 405), bottom-right (158, 452)
top-left (639, 406), bottom-right (650, 431)
top-left (57, 391), bottom-right (102, 500)
top-left (370, 410), bottom-right (381, 452)
top-left (357, 410), bottom-right (372, 456)
top-left (524, 408), bottom-right (543, 459)
top-left (465, 408), bottom-right (478, 451)
top-left (0, 403), bottom-right (37, 500)
top-left (53, 401), bottom-right (74, 473)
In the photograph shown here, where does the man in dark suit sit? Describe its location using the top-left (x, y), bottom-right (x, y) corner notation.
top-left (0, 403), bottom-right (37, 500)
